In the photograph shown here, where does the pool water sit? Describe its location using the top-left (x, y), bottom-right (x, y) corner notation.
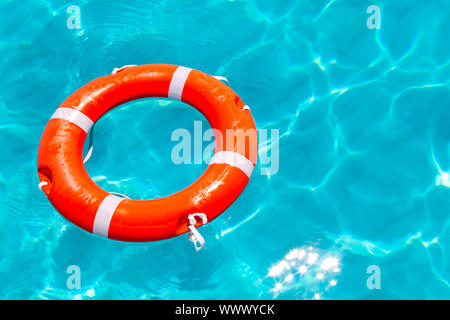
top-left (1, 0), bottom-right (449, 299)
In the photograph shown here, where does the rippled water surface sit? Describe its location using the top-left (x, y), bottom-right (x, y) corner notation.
top-left (0, 0), bottom-right (449, 299)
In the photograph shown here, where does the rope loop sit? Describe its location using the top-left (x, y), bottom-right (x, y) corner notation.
top-left (112, 65), bottom-right (137, 75)
top-left (213, 76), bottom-right (229, 85)
top-left (38, 181), bottom-right (48, 192)
top-left (187, 213), bottom-right (208, 251)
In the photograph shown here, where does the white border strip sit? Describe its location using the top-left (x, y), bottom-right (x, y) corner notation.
top-left (210, 151), bottom-right (254, 178)
top-left (51, 107), bottom-right (94, 133)
top-left (92, 194), bottom-right (126, 238)
top-left (168, 66), bottom-right (192, 100)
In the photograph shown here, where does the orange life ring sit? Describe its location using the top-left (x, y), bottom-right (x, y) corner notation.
top-left (37, 64), bottom-right (258, 244)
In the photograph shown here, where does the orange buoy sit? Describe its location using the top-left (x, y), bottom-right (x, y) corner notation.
top-left (37, 64), bottom-right (258, 247)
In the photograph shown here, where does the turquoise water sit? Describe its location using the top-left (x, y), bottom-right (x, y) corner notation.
top-left (1, 0), bottom-right (449, 299)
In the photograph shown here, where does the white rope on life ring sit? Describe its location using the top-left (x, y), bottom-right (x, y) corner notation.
top-left (187, 213), bottom-right (208, 251)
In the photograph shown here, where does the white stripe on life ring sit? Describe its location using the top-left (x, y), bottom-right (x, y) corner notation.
top-left (168, 66), bottom-right (192, 100)
top-left (92, 194), bottom-right (126, 238)
top-left (210, 151), bottom-right (254, 178)
top-left (51, 107), bottom-right (94, 133)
